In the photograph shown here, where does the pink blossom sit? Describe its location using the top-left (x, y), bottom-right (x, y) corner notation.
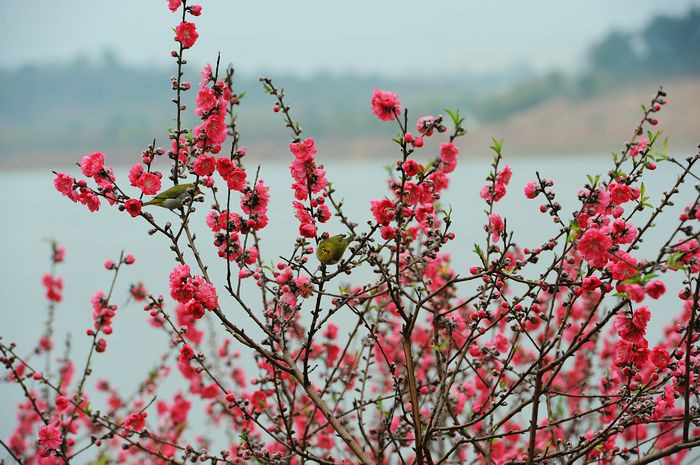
top-left (299, 222), bottom-right (317, 238)
top-left (80, 151), bottom-right (105, 178)
top-left (53, 172), bottom-right (75, 197)
top-left (524, 182), bottom-right (538, 199)
top-left (416, 116), bottom-right (435, 136)
top-left (138, 172), bottom-right (162, 195)
top-left (371, 198), bottom-right (395, 226)
top-left (381, 225), bottom-right (396, 240)
top-left (203, 113), bottom-right (227, 145)
top-left (289, 138), bottom-right (317, 162)
top-left (629, 137), bottom-right (648, 157)
top-left (78, 188), bottom-right (100, 212)
top-left (480, 182), bottom-right (507, 204)
top-left (94, 166), bottom-right (115, 190)
top-left (241, 180), bottom-right (270, 215)
top-left (650, 346), bottom-right (671, 370)
top-left (370, 89), bottom-right (401, 122)
top-left (497, 166), bottom-right (512, 186)
top-left (193, 154), bottom-right (216, 177)
top-left (439, 142), bottom-right (459, 173)
top-left (582, 276), bottom-right (601, 291)
top-left (167, 0), bottom-right (182, 12)
top-left (169, 264), bottom-right (194, 303)
top-left (607, 251), bottom-right (638, 281)
top-left (615, 306), bottom-right (650, 343)
top-left (402, 160), bottom-right (420, 177)
top-left (124, 199), bottom-right (142, 217)
top-left (577, 228), bottom-right (612, 268)
top-left (226, 168), bottom-right (247, 191)
top-left (193, 277), bottom-right (218, 310)
top-left (42, 274), bottom-right (63, 303)
top-left (195, 87), bottom-right (217, 116)
top-left (488, 213), bottom-right (504, 242)
top-left (324, 323), bottom-right (339, 339)
top-left (38, 425), bottom-right (62, 450)
top-left (609, 183), bottom-right (632, 205)
top-left (625, 284), bottom-right (646, 303)
top-left (614, 338), bottom-right (648, 368)
top-left (175, 22), bottom-right (198, 48)
top-left (125, 411), bottom-right (147, 432)
top-left (646, 279), bottom-right (666, 299)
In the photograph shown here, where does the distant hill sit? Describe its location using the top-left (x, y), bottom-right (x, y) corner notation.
top-left (0, 8), bottom-right (698, 169)
top-left (472, 8), bottom-right (700, 123)
top-left (0, 56), bottom-right (529, 162)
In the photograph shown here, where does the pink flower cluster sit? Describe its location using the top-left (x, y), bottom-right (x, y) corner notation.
top-left (128, 164), bottom-right (162, 195)
top-left (480, 165), bottom-right (512, 204)
top-left (193, 65), bottom-right (232, 151)
top-left (288, 138), bottom-right (329, 238)
top-left (42, 274), bottom-right (63, 303)
top-left (169, 264), bottom-right (219, 320)
top-left (370, 89), bottom-right (401, 122)
top-left (175, 22), bottom-right (198, 49)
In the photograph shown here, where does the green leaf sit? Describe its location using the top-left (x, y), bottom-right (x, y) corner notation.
top-left (586, 174), bottom-right (601, 188)
top-left (489, 138), bottom-right (504, 155)
top-left (566, 220), bottom-right (580, 243)
top-left (473, 243), bottom-right (486, 264)
top-left (444, 108), bottom-right (465, 128)
top-left (88, 455), bottom-right (109, 465)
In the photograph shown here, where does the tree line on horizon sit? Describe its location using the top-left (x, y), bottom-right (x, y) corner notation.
top-left (0, 7), bottom-right (698, 158)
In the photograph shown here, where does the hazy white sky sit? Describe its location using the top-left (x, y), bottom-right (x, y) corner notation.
top-left (2, 0), bottom-right (699, 76)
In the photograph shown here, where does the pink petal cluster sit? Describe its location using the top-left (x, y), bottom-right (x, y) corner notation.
top-left (439, 142), bottom-right (459, 173)
top-left (370, 89), bottom-right (401, 122)
top-left (216, 157), bottom-right (247, 191)
top-left (42, 274), bottom-right (63, 303)
top-left (128, 164), bottom-right (162, 195)
top-left (124, 198), bottom-right (142, 217)
top-left (193, 75), bottom-right (231, 150)
top-left (614, 306), bottom-right (650, 343)
top-left (124, 411), bottom-right (148, 432)
top-left (80, 151), bottom-right (105, 178)
top-left (167, 0), bottom-right (182, 11)
top-left (175, 22), bottom-right (198, 48)
top-left (288, 138), bottom-right (329, 237)
top-left (577, 227), bottom-right (612, 268)
top-left (38, 425), bottom-right (62, 450)
top-left (168, 264), bottom-right (219, 320)
top-left (488, 213), bottom-right (504, 242)
top-left (480, 166), bottom-right (512, 204)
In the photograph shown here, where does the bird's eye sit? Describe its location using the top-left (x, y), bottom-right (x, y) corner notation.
top-left (322, 248), bottom-right (329, 253)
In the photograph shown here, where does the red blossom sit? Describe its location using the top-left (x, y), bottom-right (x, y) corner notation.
top-left (124, 199), bottom-right (142, 217)
top-left (175, 22), bottom-right (198, 48)
top-left (370, 89), bottom-right (401, 122)
top-left (38, 425), bottom-right (62, 450)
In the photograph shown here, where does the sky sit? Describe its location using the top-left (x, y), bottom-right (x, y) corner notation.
top-left (2, 0), bottom-right (699, 77)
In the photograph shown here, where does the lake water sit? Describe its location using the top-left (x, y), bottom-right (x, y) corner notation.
top-left (0, 154), bottom-right (697, 452)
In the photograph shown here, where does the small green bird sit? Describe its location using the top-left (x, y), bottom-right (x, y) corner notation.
top-left (143, 183), bottom-right (201, 209)
top-left (316, 234), bottom-right (354, 265)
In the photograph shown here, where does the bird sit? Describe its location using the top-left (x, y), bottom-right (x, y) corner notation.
top-left (316, 234), bottom-right (354, 265)
top-left (143, 183), bottom-right (201, 210)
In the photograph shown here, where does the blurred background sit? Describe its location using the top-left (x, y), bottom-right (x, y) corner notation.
top-left (2, 0), bottom-right (700, 452)
top-left (1, 0), bottom-right (699, 168)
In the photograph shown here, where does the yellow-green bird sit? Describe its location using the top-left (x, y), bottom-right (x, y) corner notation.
top-left (316, 234), bottom-right (354, 265)
top-left (143, 183), bottom-right (201, 209)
